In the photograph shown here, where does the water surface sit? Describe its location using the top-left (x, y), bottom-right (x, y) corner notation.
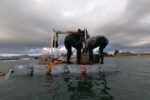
top-left (0, 58), bottom-right (150, 100)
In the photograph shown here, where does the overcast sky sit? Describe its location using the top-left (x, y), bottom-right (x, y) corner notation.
top-left (0, 0), bottom-right (150, 55)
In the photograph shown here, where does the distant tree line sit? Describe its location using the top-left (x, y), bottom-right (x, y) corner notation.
top-left (113, 50), bottom-right (136, 56)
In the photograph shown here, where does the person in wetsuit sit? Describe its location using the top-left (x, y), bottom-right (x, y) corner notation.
top-left (64, 29), bottom-right (90, 64)
top-left (84, 35), bottom-right (108, 64)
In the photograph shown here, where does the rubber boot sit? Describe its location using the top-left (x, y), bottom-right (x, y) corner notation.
top-left (67, 51), bottom-right (72, 64)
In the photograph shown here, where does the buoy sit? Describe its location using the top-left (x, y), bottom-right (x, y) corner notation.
top-left (80, 64), bottom-right (85, 72)
top-left (53, 60), bottom-right (63, 64)
top-left (46, 63), bottom-right (53, 72)
top-left (0, 73), bottom-right (5, 76)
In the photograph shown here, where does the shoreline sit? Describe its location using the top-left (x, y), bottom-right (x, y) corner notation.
top-left (106, 56), bottom-right (150, 58)
top-left (1, 56), bottom-right (150, 62)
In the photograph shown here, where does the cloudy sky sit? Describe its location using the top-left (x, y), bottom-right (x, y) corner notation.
top-left (0, 0), bottom-right (150, 56)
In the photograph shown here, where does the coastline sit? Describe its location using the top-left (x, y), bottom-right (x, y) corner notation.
top-left (105, 56), bottom-right (150, 58)
top-left (1, 56), bottom-right (150, 62)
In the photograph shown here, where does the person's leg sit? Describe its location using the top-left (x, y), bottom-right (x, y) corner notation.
top-left (99, 46), bottom-right (104, 64)
top-left (89, 49), bottom-right (93, 64)
top-left (66, 46), bottom-right (72, 64)
top-left (65, 40), bottom-right (72, 64)
top-left (77, 48), bottom-right (81, 64)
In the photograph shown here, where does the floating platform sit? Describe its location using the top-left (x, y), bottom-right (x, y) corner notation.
top-left (38, 54), bottom-right (101, 65)
top-left (13, 63), bottom-right (120, 76)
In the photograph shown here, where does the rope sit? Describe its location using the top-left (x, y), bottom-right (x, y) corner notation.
top-left (46, 63), bottom-right (53, 72)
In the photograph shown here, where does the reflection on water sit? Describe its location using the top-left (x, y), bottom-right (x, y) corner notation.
top-left (45, 71), bottom-right (114, 100)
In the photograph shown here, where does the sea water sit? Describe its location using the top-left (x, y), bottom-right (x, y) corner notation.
top-left (0, 58), bottom-right (150, 100)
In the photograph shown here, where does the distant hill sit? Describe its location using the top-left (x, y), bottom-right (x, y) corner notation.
top-left (0, 54), bottom-right (42, 60)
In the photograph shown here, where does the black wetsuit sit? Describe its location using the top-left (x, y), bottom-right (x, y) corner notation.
top-left (64, 30), bottom-right (85, 64)
top-left (85, 35), bottom-right (108, 64)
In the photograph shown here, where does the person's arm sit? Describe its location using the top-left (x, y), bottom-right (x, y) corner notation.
top-left (76, 34), bottom-right (84, 45)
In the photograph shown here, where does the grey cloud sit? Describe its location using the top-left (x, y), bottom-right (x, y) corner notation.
top-left (0, 0), bottom-right (150, 54)
top-left (95, 0), bottom-right (150, 48)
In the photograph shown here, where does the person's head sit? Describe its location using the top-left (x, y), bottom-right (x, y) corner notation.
top-left (11, 70), bottom-right (14, 73)
top-left (77, 28), bottom-right (83, 33)
top-left (77, 28), bottom-right (90, 40)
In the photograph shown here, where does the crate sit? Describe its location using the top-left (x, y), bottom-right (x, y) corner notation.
top-left (80, 54), bottom-right (89, 64)
top-left (80, 54), bottom-right (100, 64)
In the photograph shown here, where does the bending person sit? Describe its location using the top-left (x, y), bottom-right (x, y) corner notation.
top-left (83, 35), bottom-right (108, 64)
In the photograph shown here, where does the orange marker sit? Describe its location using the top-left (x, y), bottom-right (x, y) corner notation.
top-left (46, 63), bottom-right (53, 72)
top-left (0, 73), bottom-right (5, 76)
top-left (67, 30), bottom-right (74, 34)
top-left (80, 75), bottom-right (85, 82)
top-left (80, 64), bottom-right (85, 72)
